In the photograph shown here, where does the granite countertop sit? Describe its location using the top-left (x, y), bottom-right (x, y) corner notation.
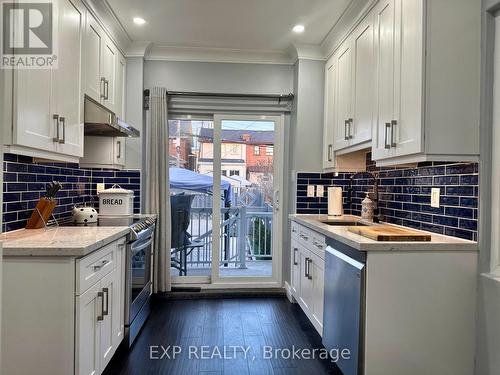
top-left (0, 226), bottom-right (131, 257)
top-left (290, 214), bottom-right (479, 252)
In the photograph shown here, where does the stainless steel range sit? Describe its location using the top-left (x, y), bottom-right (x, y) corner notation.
top-left (123, 216), bottom-right (156, 346)
top-left (64, 214), bottom-right (156, 346)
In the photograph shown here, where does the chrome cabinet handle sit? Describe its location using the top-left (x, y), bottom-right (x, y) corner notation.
top-left (313, 240), bottom-right (324, 250)
top-left (308, 259), bottom-right (313, 280)
top-left (292, 228), bottom-right (297, 233)
top-left (348, 118), bottom-right (353, 139)
top-left (304, 257), bottom-right (309, 278)
top-left (300, 233), bottom-right (309, 240)
top-left (293, 248), bottom-right (298, 266)
top-left (105, 79), bottom-right (109, 100)
top-left (102, 287), bottom-right (109, 316)
top-left (93, 259), bottom-right (110, 271)
top-left (391, 120), bottom-right (397, 147)
top-left (117, 140), bottom-right (121, 159)
top-left (327, 144), bottom-right (333, 162)
top-left (58, 117), bottom-right (65, 144)
top-left (52, 114), bottom-right (60, 142)
top-left (100, 77), bottom-right (106, 99)
top-left (97, 291), bottom-right (104, 321)
top-left (344, 119), bottom-right (350, 140)
top-left (384, 122), bottom-right (391, 149)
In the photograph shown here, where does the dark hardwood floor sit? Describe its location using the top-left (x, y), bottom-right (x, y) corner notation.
top-left (103, 296), bottom-right (340, 375)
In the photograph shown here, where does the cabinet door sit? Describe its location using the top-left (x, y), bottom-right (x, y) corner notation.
top-left (372, 0), bottom-right (397, 160)
top-left (53, 0), bottom-right (84, 157)
top-left (114, 138), bottom-right (126, 166)
top-left (113, 239), bottom-right (126, 349)
top-left (323, 57), bottom-right (337, 169)
top-left (115, 54), bottom-right (126, 119)
top-left (392, 0), bottom-right (424, 157)
top-left (310, 255), bottom-right (325, 334)
top-left (75, 282), bottom-right (101, 375)
top-left (351, 13), bottom-right (374, 146)
top-left (84, 14), bottom-right (104, 102)
top-left (99, 267), bottom-right (118, 372)
top-left (290, 241), bottom-right (301, 295)
top-left (102, 37), bottom-right (116, 110)
top-left (298, 248), bottom-right (312, 312)
top-left (334, 41), bottom-right (353, 151)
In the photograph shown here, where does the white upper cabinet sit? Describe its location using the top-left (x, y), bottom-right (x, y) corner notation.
top-left (5, 0), bottom-right (85, 161)
top-left (102, 37), bottom-right (117, 111)
top-left (54, 0), bottom-right (85, 157)
top-left (372, 0), bottom-right (479, 165)
top-left (372, 0), bottom-right (397, 160)
top-left (84, 15), bottom-right (104, 103)
top-left (84, 14), bottom-right (125, 116)
top-left (322, 58), bottom-right (337, 169)
top-left (323, 11), bottom-right (375, 164)
top-left (350, 14), bottom-right (374, 147)
top-left (334, 40), bottom-right (353, 151)
top-left (324, 0), bottom-right (480, 167)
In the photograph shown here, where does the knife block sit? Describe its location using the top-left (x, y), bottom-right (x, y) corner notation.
top-left (26, 198), bottom-right (58, 229)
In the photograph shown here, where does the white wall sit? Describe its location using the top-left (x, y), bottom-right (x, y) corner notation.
top-left (283, 58), bottom-right (325, 284)
top-left (144, 60), bottom-right (294, 94)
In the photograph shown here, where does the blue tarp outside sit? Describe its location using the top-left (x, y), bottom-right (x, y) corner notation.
top-left (169, 167), bottom-right (232, 200)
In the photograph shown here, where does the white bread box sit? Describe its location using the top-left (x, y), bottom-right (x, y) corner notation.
top-left (98, 184), bottom-right (134, 216)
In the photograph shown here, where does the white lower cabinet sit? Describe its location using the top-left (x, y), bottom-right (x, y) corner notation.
top-left (1, 236), bottom-right (127, 375)
top-left (290, 222), bottom-right (325, 336)
top-left (76, 239), bottom-right (126, 375)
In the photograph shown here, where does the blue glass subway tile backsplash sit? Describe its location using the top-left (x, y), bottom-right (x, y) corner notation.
top-left (296, 153), bottom-right (479, 241)
top-left (2, 153), bottom-right (141, 232)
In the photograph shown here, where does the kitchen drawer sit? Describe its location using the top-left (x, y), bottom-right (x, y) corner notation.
top-left (76, 242), bottom-right (117, 295)
top-left (310, 232), bottom-right (326, 260)
top-left (297, 225), bottom-right (314, 248)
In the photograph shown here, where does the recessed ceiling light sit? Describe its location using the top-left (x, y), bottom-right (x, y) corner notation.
top-left (133, 17), bottom-right (146, 25)
top-left (293, 24), bottom-right (305, 33)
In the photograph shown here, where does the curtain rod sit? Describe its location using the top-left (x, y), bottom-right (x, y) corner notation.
top-left (143, 89), bottom-right (294, 100)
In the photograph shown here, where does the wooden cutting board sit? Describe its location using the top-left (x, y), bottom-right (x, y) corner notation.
top-left (348, 225), bottom-right (431, 241)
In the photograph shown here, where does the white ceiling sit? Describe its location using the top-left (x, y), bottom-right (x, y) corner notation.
top-left (106, 0), bottom-right (352, 52)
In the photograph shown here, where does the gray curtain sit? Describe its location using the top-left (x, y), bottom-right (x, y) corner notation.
top-left (145, 87), bottom-right (171, 292)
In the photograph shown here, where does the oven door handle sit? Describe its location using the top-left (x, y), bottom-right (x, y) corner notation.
top-left (131, 237), bottom-right (154, 253)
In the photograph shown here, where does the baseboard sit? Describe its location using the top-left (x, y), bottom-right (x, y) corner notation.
top-left (155, 287), bottom-right (286, 300)
top-left (284, 281), bottom-right (296, 303)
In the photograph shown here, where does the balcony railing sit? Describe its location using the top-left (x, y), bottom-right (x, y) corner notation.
top-left (177, 205), bottom-right (273, 271)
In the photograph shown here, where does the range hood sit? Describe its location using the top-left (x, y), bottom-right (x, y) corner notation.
top-left (84, 96), bottom-right (140, 137)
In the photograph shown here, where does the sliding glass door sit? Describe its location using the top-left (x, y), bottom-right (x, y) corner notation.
top-left (212, 114), bottom-right (283, 285)
top-left (169, 114), bottom-right (284, 287)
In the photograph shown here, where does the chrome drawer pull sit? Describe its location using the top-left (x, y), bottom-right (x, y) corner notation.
top-left (58, 117), bottom-right (65, 144)
top-left (308, 259), bottom-right (313, 280)
top-left (344, 119), bottom-right (350, 140)
top-left (293, 248), bottom-right (298, 266)
top-left (93, 259), bottom-right (110, 271)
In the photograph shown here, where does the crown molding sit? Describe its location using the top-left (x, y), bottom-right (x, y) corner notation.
top-left (145, 44), bottom-right (296, 65)
top-left (126, 41), bottom-right (153, 58)
top-left (291, 44), bottom-right (326, 61)
top-left (82, 0), bottom-right (132, 54)
top-left (320, 0), bottom-right (377, 59)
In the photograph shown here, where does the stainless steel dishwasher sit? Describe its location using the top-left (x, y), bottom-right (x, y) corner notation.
top-left (323, 244), bottom-right (366, 375)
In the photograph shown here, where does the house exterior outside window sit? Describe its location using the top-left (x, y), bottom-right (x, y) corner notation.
top-left (254, 145), bottom-right (260, 155)
top-left (266, 146), bottom-right (273, 156)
